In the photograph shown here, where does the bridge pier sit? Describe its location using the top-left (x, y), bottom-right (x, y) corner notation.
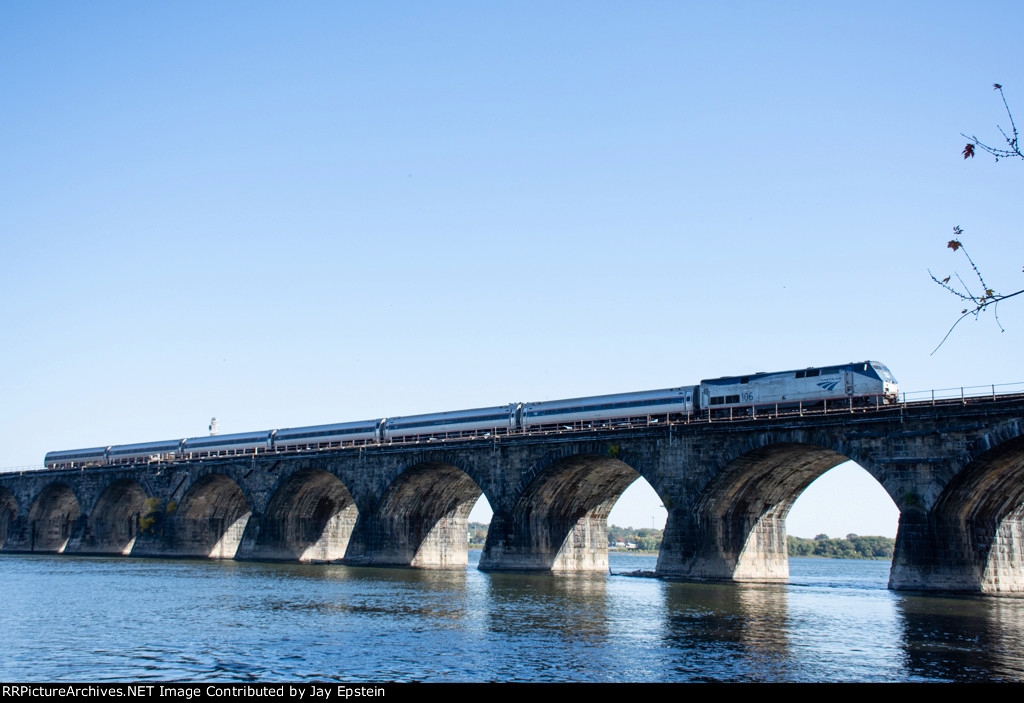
top-left (345, 462), bottom-right (482, 568)
top-left (654, 510), bottom-right (788, 582)
top-left (477, 452), bottom-right (638, 573)
top-left (478, 508), bottom-right (612, 572)
top-left (889, 510), bottom-right (1024, 593)
top-left (244, 468), bottom-right (358, 562)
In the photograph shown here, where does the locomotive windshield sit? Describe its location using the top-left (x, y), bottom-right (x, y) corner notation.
top-left (871, 363), bottom-right (897, 382)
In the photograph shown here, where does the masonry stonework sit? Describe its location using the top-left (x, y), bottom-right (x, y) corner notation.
top-left (2, 397), bottom-right (1023, 594)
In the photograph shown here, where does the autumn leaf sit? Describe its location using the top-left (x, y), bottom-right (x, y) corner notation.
top-left (941, 276), bottom-right (950, 284)
top-left (948, 240), bottom-right (962, 251)
top-left (963, 143), bottom-right (976, 159)
top-left (994, 83), bottom-right (1003, 90)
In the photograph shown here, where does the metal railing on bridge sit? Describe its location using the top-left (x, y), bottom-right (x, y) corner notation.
top-left (7, 382), bottom-right (1024, 474)
top-left (900, 381), bottom-right (1024, 405)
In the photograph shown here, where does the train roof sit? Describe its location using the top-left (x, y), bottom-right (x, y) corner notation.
top-left (524, 386), bottom-right (694, 409)
top-left (387, 404), bottom-right (516, 423)
top-left (44, 446), bottom-right (109, 460)
top-left (274, 420), bottom-right (378, 437)
top-left (182, 430), bottom-right (273, 447)
top-left (109, 439), bottom-right (184, 452)
top-left (700, 361), bottom-right (891, 385)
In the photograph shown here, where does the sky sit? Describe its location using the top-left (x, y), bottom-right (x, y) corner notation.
top-left (1, 2), bottom-right (1021, 538)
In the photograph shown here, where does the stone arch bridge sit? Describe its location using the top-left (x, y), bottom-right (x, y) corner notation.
top-left (2, 396), bottom-right (1024, 594)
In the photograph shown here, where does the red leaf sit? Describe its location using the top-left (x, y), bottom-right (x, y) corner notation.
top-left (948, 240), bottom-right (962, 251)
top-left (963, 143), bottom-right (975, 159)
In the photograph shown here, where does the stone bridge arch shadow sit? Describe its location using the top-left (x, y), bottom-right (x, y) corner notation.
top-left (479, 450), bottom-right (662, 572)
top-left (164, 473), bottom-right (253, 559)
top-left (25, 483), bottom-right (82, 553)
top-left (656, 441), bottom-right (898, 582)
top-left (893, 430), bottom-right (1024, 593)
top-left (249, 468), bottom-right (358, 562)
top-left (0, 487), bottom-right (18, 550)
top-left (356, 460), bottom-right (488, 568)
top-left (75, 478), bottom-right (149, 556)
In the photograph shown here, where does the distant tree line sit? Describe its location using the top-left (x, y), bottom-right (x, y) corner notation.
top-left (468, 523), bottom-right (665, 550)
top-left (607, 525), bottom-right (662, 551)
top-left (469, 523), bottom-right (893, 559)
top-left (788, 533), bottom-right (894, 560)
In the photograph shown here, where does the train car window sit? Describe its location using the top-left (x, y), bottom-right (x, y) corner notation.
top-left (806, 369), bottom-right (820, 377)
top-left (796, 371), bottom-right (805, 378)
top-left (726, 395), bottom-right (740, 404)
top-left (710, 397), bottom-right (724, 405)
top-left (740, 377), bottom-right (749, 384)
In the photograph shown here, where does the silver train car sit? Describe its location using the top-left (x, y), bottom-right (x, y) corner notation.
top-left (273, 420), bottom-right (381, 450)
top-left (522, 387), bottom-right (696, 430)
top-left (698, 360), bottom-right (898, 415)
top-left (42, 361), bottom-right (899, 468)
top-left (44, 446), bottom-right (110, 469)
top-left (181, 430), bottom-right (273, 458)
top-left (107, 439), bottom-right (184, 465)
top-left (383, 404), bottom-right (518, 441)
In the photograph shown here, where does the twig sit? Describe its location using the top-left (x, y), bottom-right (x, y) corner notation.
top-left (930, 232), bottom-right (1024, 354)
top-left (961, 84), bottom-right (1023, 162)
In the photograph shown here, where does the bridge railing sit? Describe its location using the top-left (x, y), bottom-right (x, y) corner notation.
top-left (901, 381), bottom-right (1024, 405)
top-left (9, 383), bottom-right (1024, 474)
top-left (0, 464), bottom-right (46, 475)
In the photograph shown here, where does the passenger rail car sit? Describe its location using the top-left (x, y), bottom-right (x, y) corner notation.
top-left (44, 446), bottom-right (110, 469)
top-left (42, 361), bottom-right (899, 469)
top-left (522, 387), bottom-right (695, 431)
top-left (108, 439), bottom-right (184, 465)
top-left (181, 431), bottom-right (273, 458)
top-left (273, 420), bottom-right (381, 451)
top-left (383, 404), bottom-right (519, 442)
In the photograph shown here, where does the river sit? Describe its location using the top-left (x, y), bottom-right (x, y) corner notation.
top-left (2, 551), bottom-right (1022, 682)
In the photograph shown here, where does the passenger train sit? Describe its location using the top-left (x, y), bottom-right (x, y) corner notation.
top-left (44, 361), bottom-right (899, 469)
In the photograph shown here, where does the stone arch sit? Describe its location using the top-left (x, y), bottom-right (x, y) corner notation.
top-left (27, 482), bottom-right (81, 553)
top-left (174, 473), bottom-right (252, 559)
top-left (0, 487), bottom-right (18, 549)
top-left (255, 469), bottom-right (358, 562)
top-left (371, 461), bottom-right (485, 568)
top-left (81, 479), bottom-right (149, 555)
top-left (927, 432), bottom-right (1024, 592)
top-left (662, 441), bottom-right (898, 582)
top-left (480, 452), bottom-right (653, 572)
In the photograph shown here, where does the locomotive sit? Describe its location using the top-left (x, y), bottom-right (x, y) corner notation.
top-left (44, 361), bottom-right (898, 469)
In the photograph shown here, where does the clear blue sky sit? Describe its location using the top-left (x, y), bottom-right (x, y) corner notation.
top-left (2, 2), bottom-right (1021, 537)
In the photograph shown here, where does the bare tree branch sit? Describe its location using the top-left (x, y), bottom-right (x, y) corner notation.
top-left (932, 85), bottom-right (1023, 353)
top-left (931, 231), bottom-right (1024, 354)
top-left (961, 84), bottom-right (1022, 162)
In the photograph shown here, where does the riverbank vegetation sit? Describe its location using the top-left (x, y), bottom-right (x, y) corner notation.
top-left (787, 534), bottom-right (894, 559)
top-left (470, 523), bottom-right (894, 559)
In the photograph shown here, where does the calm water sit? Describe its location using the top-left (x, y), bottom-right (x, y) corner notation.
top-left (2, 551), bottom-right (1023, 683)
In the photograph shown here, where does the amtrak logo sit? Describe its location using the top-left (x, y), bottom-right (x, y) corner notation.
top-left (817, 380), bottom-right (841, 392)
